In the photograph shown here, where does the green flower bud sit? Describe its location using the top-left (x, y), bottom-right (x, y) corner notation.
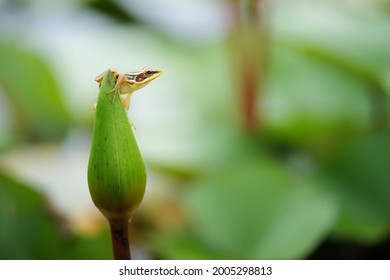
top-left (87, 70), bottom-right (146, 220)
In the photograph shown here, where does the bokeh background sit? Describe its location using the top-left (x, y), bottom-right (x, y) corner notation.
top-left (1, 0), bottom-right (390, 259)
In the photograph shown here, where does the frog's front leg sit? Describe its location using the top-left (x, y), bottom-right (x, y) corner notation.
top-left (107, 74), bottom-right (126, 103)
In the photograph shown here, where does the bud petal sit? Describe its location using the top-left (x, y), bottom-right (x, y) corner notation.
top-left (88, 70), bottom-right (146, 220)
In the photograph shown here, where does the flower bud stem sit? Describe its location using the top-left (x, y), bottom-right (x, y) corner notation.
top-left (109, 217), bottom-right (131, 260)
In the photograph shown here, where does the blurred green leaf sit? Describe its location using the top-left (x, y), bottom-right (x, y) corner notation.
top-left (0, 44), bottom-right (70, 142)
top-left (273, 2), bottom-right (390, 77)
top-left (63, 230), bottom-right (112, 260)
top-left (151, 232), bottom-right (226, 260)
top-left (0, 171), bottom-right (111, 259)
top-left (86, 0), bottom-right (138, 24)
top-left (0, 171), bottom-right (63, 259)
top-left (326, 134), bottom-right (390, 243)
top-left (264, 45), bottom-right (371, 150)
top-left (162, 159), bottom-right (338, 259)
top-left (265, 2), bottom-right (390, 152)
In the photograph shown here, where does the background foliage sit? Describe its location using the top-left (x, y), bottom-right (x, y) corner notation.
top-left (0, 0), bottom-right (390, 259)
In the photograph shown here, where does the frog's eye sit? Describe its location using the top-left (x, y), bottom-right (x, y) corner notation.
top-left (145, 70), bottom-right (152, 75)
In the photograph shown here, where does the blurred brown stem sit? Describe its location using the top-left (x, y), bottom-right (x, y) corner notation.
top-left (109, 217), bottom-right (131, 260)
top-left (228, 0), bottom-right (268, 133)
